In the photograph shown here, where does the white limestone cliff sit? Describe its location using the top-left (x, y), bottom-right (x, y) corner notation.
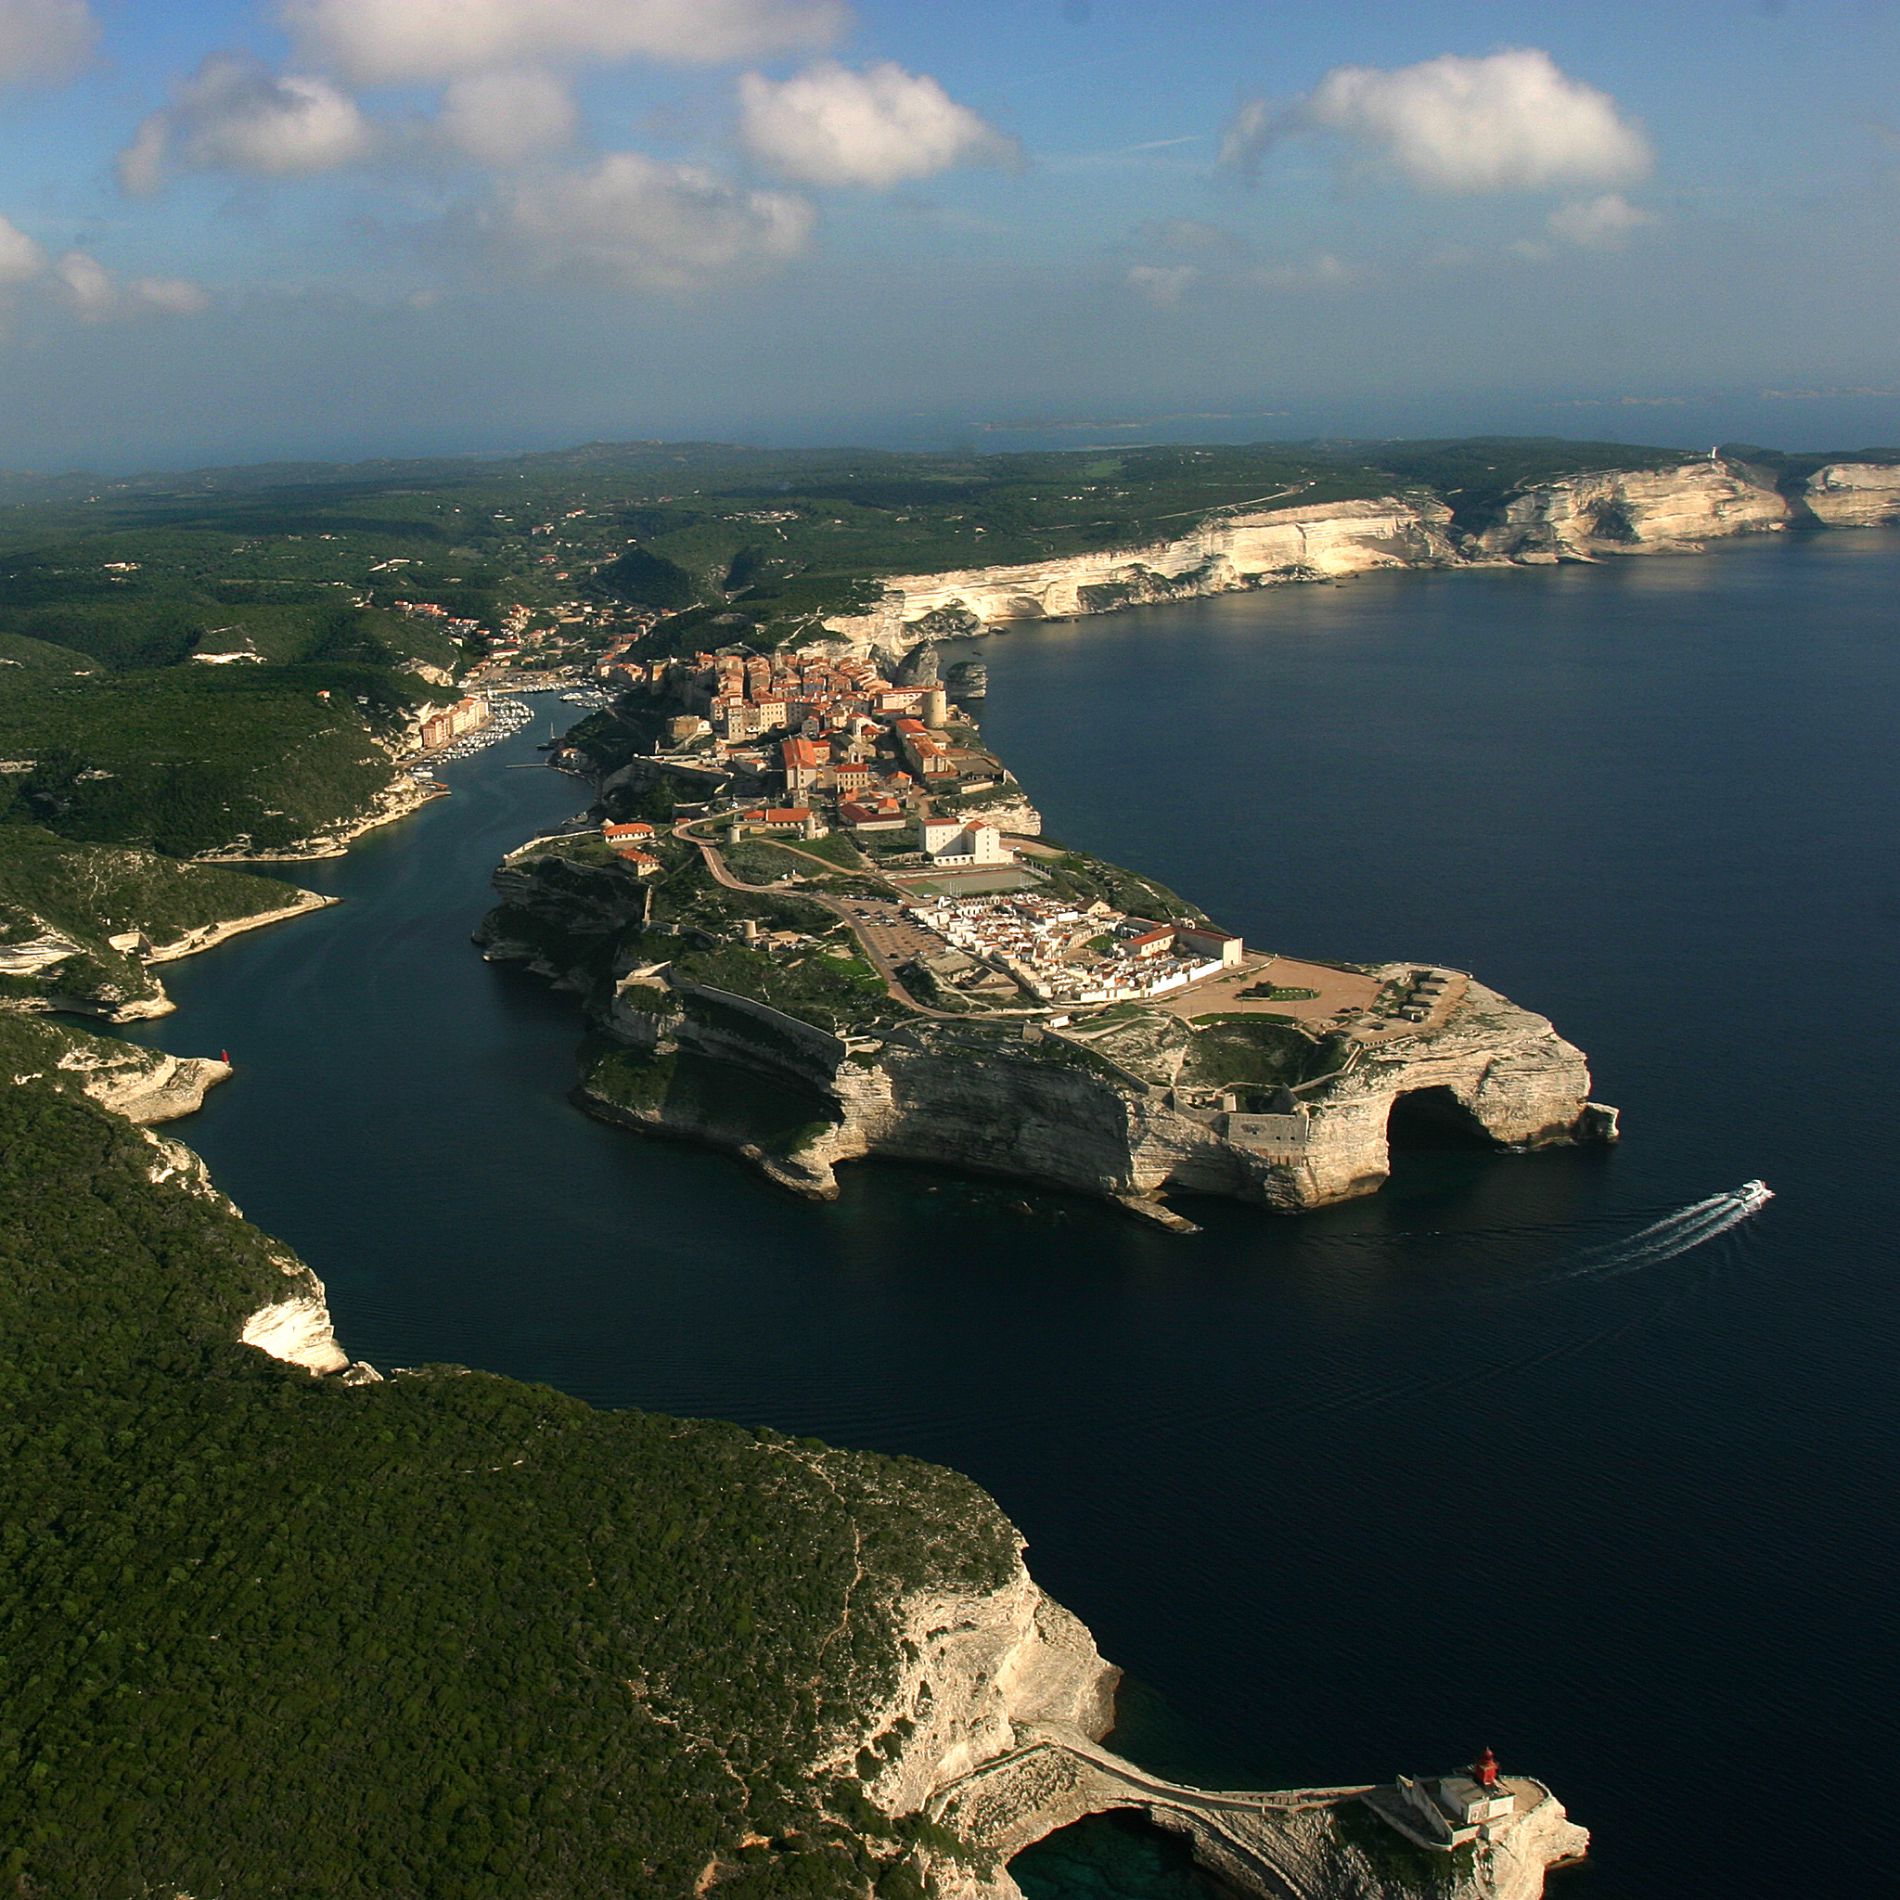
top-left (842, 1550), bottom-right (1119, 1819)
top-left (70, 1045), bottom-right (232, 1124)
top-left (1470, 460), bottom-right (1789, 562)
top-left (1801, 461), bottom-right (1900, 526)
top-left (823, 495), bottom-right (1461, 654)
top-left (590, 970), bottom-right (1611, 1220)
top-left (133, 1125), bottom-right (359, 1377)
top-left (815, 457), bottom-right (1900, 662)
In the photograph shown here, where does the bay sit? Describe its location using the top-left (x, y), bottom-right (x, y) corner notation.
top-left (131, 530), bottom-right (1900, 1899)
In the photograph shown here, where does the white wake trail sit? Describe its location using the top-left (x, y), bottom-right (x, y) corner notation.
top-left (1557, 1181), bottom-right (1773, 1283)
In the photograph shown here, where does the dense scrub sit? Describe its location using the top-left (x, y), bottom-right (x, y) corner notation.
top-left (0, 1071), bottom-right (1018, 1898)
top-left (0, 665), bottom-right (430, 853)
top-left (0, 823), bottom-right (305, 1010)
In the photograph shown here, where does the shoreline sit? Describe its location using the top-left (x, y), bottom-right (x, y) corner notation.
top-left (814, 463), bottom-right (1900, 662)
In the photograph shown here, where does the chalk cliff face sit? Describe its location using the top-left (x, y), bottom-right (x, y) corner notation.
top-left (587, 971), bottom-right (1612, 1220)
top-left (824, 496), bottom-right (1461, 654)
top-left (1470, 460), bottom-right (1789, 562)
top-left (841, 1549), bottom-right (1119, 1824)
top-left (1802, 461), bottom-right (1900, 526)
top-left (132, 1124), bottom-right (358, 1375)
top-left (818, 457), bottom-right (1900, 660)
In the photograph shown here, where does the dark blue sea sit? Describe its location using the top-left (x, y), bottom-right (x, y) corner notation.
top-left (131, 531), bottom-right (1900, 1899)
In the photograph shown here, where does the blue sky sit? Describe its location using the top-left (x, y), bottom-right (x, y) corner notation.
top-left (0, 0), bottom-right (1894, 470)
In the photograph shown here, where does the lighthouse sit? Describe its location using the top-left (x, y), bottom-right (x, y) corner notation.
top-left (1472, 1746), bottom-right (1499, 1789)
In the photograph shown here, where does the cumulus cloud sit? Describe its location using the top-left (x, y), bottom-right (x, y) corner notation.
top-left (0, 0), bottom-right (94, 87)
top-left (128, 275), bottom-right (214, 316)
top-left (53, 248), bottom-right (115, 319)
top-left (1125, 264), bottom-right (1197, 307)
top-left (437, 66), bottom-right (578, 165)
top-left (286, 0), bottom-right (845, 84)
top-left (119, 54), bottom-right (377, 194)
top-left (0, 212), bottom-right (45, 285)
top-left (1250, 252), bottom-right (1360, 291)
top-left (737, 60), bottom-right (1014, 189)
top-left (1223, 49), bottom-right (1650, 194)
top-left (493, 151), bottom-right (814, 290)
top-left (0, 224), bottom-right (210, 325)
top-left (1544, 191), bottom-right (1658, 249)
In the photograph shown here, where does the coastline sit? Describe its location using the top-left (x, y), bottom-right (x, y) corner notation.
top-left (814, 457), bottom-right (1900, 661)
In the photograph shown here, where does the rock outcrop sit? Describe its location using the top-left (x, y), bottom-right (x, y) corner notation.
top-left (845, 1550), bottom-right (1119, 1825)
top-left (73, 1046), bottom-right (232, 1124)
top-left (1801, 461), bottom-right (1900, 526)
top-left (585, 969), bottom-right (1613, 1220)
top-left (1468, 459), bottom-right (1790, 562)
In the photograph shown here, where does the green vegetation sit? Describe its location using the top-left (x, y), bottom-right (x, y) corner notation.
top-left (1179, 1017), bottom-right (1345, 1090)
top-left (795, 830), bottom-right (868, 871)
top-left (580, 1040), bottom-right (679, 1111)
top-left (0, 664), bottom-right (436, 854)
top-left (593, 545), bottom-right (700, 611)
top-left (0, 1064), bottom-right (1015, 1899)
top-left (0, 825), bottom-right (305, 1012)
top-left (723, 839), bottom-right (811, 883)
top-left (1035, 850), bottom-right (1203, 924)
top-left (674, 938), bottom-right (891, 1034)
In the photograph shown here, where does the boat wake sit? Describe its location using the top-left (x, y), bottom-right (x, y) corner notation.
top-left (1552, 1180), bottom-right (1773, 1284)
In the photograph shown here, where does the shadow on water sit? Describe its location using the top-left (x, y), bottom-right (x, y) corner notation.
top-left (1013, 1812), bottom-right (1230, 1900)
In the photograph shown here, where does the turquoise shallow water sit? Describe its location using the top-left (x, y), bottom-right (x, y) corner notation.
top-left (132, 530), bottom-right (1900, 1898)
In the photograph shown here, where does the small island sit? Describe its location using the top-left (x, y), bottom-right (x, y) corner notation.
top-left (480, 643), bottom-right (1617, 1227)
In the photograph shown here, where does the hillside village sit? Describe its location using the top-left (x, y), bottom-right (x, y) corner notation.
top-left (576, 641), bottom-right (1262, 1016)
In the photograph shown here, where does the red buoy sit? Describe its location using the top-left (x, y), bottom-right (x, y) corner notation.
top-left (1473, 1747), bottom-right (1500, 1788)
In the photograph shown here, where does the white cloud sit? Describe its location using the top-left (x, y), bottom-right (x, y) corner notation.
top-left (286, 0), bottom-right (846, 84)
top-left (1250, 252), bottom-right (1360, 291)
top-left (38, 249), bottom-right (211, 322)
top-left (437, 67), bottom-right (577, 166)
top-left (118, 54), bottom-right (377, 195)
top-left (737, 60), bottom-right (1014, 189)
top-left (0, 213), bottom-right (210, 330)
top-left (1224, 49), bottom-right (1650, 194)
top-left (1215, 97), bottom-right (1273, 175)
top-left (1544, 191), bottom-right (1658, 249)
top-left (1125, 263), bottom-right (1197, 307)
top-left (0, 0), bottom-right (94, 87)
top-left (130, 275), bottom-right (214, 316)
top-left (493, 151), bottom-right (814, 290)
top-left (0, 212), bottom-right (45, 284)
top-left (53, 248), bottom-right (114, 319)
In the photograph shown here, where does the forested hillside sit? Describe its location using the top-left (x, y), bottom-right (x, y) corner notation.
top-left (0, 1050), bottom-right (1017, 1899)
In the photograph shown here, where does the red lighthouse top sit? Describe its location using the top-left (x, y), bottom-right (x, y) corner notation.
top-left (1472, 1747), bottom-right (1500, 1788)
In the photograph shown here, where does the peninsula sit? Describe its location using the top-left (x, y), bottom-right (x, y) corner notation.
top-left (480, 642), bottom-right (1617, 1226)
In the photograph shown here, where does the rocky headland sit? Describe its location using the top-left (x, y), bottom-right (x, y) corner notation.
top-left (582, 964), bottom-right (1612, 1221)
top-left (482, 822), bottom-right (1615, 1229)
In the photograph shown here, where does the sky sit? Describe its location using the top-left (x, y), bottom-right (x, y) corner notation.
top-left (0, 0), bottom-right (1895, 471)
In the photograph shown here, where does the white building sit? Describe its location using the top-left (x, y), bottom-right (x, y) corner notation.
top-left (920, 817), bottom-right (1010, 866)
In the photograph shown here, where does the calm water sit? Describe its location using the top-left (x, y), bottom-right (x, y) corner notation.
top-left (131, 533), bottom-right (1899, 1900)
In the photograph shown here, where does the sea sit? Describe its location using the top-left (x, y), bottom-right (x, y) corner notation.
top-left (127, 529), bottom-right (1899, 1899)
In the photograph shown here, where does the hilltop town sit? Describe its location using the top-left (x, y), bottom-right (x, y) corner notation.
top-left (480, 636), bottom-right (1615, 1225)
